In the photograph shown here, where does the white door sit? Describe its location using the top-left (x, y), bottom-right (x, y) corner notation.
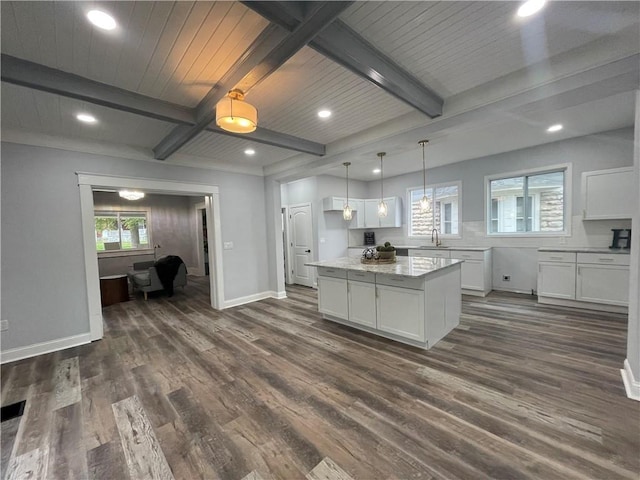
top-left (290, 204), bottom-right (314, 287)
top-left (348, 280), bottom-right (377, 327)
top-left (576, 264), bottom-right (629, 306)
top-left (318, 276), bottom-right (348, 319)
top-left (376, 284), bottom-right (425, 342)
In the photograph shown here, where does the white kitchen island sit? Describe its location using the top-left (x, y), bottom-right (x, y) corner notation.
top-left (305, 256), bottom-right (463, 349)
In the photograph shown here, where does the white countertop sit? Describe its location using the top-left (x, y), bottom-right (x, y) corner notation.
top-left (538, 247), bottom-right (630, 254)
top-left (349, 245), bottom-right (492, 251)
top-left (306, 256), bottom-right (463, 278)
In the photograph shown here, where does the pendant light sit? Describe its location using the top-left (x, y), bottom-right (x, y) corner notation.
top-left (377, 152), bottom-right (387, 217)
top-left (418, 139), bottom-right (430, 212)
top-left (215, 89), bottom-right (257, 133)
top-left (343, 162), bottom-right (353, 221)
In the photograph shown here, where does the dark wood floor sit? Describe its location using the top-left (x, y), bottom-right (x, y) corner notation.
top-left (2, 277), bottom-right (639, 479)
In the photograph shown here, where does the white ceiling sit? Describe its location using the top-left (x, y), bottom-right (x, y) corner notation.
top-left (1, 1), bottom-right (638, 178)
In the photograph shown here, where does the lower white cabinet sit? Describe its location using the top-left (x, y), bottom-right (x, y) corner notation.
top-left (348, 280), bottom-right (377, 328)
top-left (376, 284), bottom-right (425, 342)
top-left (537, 262), bottom-right (576, 299)
top-left (317, 276), bottom-right (348, 320)
top-left (576, 264), bottom-right (629, 306)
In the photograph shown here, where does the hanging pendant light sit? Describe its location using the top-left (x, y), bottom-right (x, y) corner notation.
top-left (377, 152), bottom-right (387, 217)
top-left (343, 162), bottom-right (353, 221)
top-left (215, 89), bottom-right (257, 133)
top-left (418, 139), bottom-right (430, 212)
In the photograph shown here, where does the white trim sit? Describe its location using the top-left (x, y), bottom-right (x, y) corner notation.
top-left (537, 295), bottom-right (628, 314)
top-left (77, 173), bottom-right (225, 343)
top-left (192, 202), bottom-right (207, 277)
top-left (621, 359), bottom-right (640, 401)
top-left (282, 206), bottom-right (292, 285)
top-left (222, 290), bottom-right (287, 309)
top-left (1, 333), bottom-right (92, 364)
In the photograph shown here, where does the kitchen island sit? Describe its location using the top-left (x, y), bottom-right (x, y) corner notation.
top-left (305, 256), bottom-right (463, 349)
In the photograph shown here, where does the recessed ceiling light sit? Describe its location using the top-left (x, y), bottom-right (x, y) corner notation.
top-left (76, 113), bottom-right (97, 124)
top-left (516, 0), bottom-right (546, 18)
top-left (373, 168), bottom-right (381, 174)
top-left (547, 124), bottom-right (563, 133)
top-left (318, 110), bottom-right (332, 119)
top-left (244, 148), bottom-right (255, 155)
top-left (87, 10), bottom-right (117, 30)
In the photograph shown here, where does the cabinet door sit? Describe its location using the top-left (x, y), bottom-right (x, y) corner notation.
top-left (364, 199), bottom-right (380, 228)
top-left (348, 281), bottom-right (376, 327)
top-left (576, 264), bottom-right (629, 306)
top-left (460, 260), bottom-right (484, 291)
top-left (376, 284), bottom-right (425, 342)
top-left (537, 262), bottom-right (576, 299)
top-left (318, 276), bottom-right (348, 319)
top-left (582, 167), bottom-right (633, 220)
top-left (379, 197), bottom-right (397, 228)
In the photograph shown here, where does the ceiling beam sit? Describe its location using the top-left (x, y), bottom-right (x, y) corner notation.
top-left (153, 1), bottom-right (353, 160)
top-left (1, 54), bottom-right (194, 124)
top-left (241, 1), bottom-right (444, 118)
top-left (1, 54), bottom-right (325, 157)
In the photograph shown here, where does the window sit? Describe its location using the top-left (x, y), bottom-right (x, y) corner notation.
top-left (488, 168), bottom-right (566, 235)
top-left (408, 183), bottom-right (460, 237)
top-left (95, 211), bottom-right (150, 252)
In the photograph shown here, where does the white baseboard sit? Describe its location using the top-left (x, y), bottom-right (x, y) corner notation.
top-left (1, 333), bottom-right (92, 364)
top-left (621, 359), bottom-right (640, 401)
top-left (222, 290), bottom-right (287, 309)
top-left (538, 296), bottom-right (628, 314)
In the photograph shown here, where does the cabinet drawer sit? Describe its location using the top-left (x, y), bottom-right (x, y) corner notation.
top-left (577, 253), bottom-right (629, 266)
top-left (347, 271), bottom-right (376, 283)
top-left (538, 251), bottom-right (576, 263)
top-left (317, 267), bottom-right (347, 279)
top-left (376, 274), bottom-right (424, 290)
top-left (450, 250), bottom-right (484, 261)
top-left (409, 249), bottom-right (450, 258)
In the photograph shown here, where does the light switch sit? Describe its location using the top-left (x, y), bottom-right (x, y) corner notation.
top-left (223, 241), bottom-right (234, 250)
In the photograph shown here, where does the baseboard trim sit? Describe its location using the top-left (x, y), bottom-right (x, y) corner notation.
top-left (222, 290), bottom-right (287, 309)
top-left (1, 333), bottom-right (92, 365)
top-left (621, 359), bottom-right (640, 401)
top-left (538, 296), bottom-right (628, 314)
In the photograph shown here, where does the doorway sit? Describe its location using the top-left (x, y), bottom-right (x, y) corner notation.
top-left (78, 173), bottom-right (225, 341)
top-left (288, 203), bottom-right (314, 287)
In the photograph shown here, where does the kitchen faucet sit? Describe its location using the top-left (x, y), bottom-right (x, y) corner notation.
top-left (431, 228), bottom-right (441, 247)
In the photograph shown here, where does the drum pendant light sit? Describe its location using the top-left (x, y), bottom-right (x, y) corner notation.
top-left (343, 162), bottom-right (353, 221)
top-left (215, 89), bottom-right (257, 133)
top-left (418, 140), bottom-right (430, 212)
top-left (377, 152), bottom-right (387, 217)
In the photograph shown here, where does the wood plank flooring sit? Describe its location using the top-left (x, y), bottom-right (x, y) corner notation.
top-left (1, 277), bottom-right (639, 479)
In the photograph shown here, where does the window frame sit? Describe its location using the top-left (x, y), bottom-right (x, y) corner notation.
top-left (485, 163), bottom-right (572, 237)
top-left (407, 180), bottom-right (462, 239)
top-left (94, 207), bottom-right (153, 257)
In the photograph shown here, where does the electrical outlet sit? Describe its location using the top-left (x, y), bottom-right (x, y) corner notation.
top-left (1, 320), bottom-right (8, 332)
top-left (223, 241), bottom-right (234, 250)
top-left (502, 275), bottom-right (511, 282)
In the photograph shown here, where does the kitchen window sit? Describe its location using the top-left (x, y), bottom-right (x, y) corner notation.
top-left (408, 182), bottom-right (461, 237)
top-left (95, 210), bottom-right (151, 252)
top-left (487, 166), bottom-right (568, 235)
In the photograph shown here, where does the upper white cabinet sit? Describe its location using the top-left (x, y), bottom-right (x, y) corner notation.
top-left (582, 167), bottom-right (634, 220)
top-left (323, 196), bottom-right (402, 229)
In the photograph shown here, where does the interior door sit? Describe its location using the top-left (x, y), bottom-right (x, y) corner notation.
top-left (290, 204), bottom-right (314, 287)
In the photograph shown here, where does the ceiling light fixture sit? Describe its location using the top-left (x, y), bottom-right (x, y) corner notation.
top-left (318, 110), bottom-right (332, 118)
top-left (516, 0), bottom-right (546, 18)
top-left (377, 152), bottom-right (387, 217)
top-left (343, 162), bottom-right (352, 221)
top-left (76, 113), bottom-right (97, 124)
top-left (215, 89), bottom-right (257, 134)
top-left (418, 139), bottom-right (430, 212)
top-left (119, 190), bottom-right (145, 201)
top-left (547, 124), bottom-right (563, 132)
top-left (373, 168), bottom-right (381, 174)
top-left (87, 10), bottom-right (117, 30)
top-left (244, 148), bottom-right (256, 155)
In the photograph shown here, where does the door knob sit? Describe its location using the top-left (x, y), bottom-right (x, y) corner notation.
top-left (305, 249), bottom-right (311, 253)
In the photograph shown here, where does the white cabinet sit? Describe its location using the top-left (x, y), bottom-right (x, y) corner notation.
top-left (322, 196), bottom-right (346, 211)
top-left (356, 197), bottom-right (402, 229)
top-left (350, 199), bottom-right (366, 228)
top-left (582, 167), bottom-right (634, 220)
top-left (409, 248), bottom-right (450, 258)
top-left (449, 249), bottom-right (492, 296)
top-left (348, 280), bottom-right (377, 328)
top-left (317, 275), bottom-right (348, 320)
top-left (538, 262), bottom-right (576, 299)
top-left (576, 253), bottom-right (629, 306)
top-left (376, 284), bottom-right (425, 342)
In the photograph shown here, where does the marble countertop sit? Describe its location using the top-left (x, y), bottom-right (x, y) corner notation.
top-left (306, 256), bottom-right (463, 278)
top-left (349, 245), bottom-right (492, 251)
top-left (538, 247), bottom-right (630, 254)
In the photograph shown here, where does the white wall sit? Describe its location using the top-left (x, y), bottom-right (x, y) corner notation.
top-left (351, 127), bottom-right (634, 293)
top-left (1, 142), bottom-right (270, 353)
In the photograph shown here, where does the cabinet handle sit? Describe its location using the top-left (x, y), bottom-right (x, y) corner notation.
top-left (539, 264), bottom-right (541, 273)
top-left (577, 266), bottom-right (581, 275)
top-left (550, 256), bottom-right (563, 260)
top-left (461, 254), bottom-right (471, 258)
top-left (598, 258), bottom-right (614, 262)
top-left (326, 269), bottom-right (335, 273)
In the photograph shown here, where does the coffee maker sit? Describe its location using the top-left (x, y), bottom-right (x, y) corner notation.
top-left (610, 229), bottom-right (631, 249)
